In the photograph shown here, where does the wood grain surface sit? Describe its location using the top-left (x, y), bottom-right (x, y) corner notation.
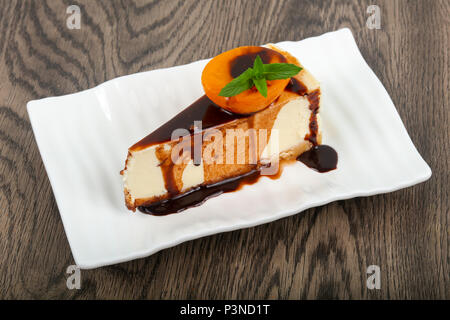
top-left (0, 0), bottom-right (448, 299)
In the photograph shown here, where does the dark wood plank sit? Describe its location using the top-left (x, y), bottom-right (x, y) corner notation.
top-left (0, 0), bottom-right (447, 299)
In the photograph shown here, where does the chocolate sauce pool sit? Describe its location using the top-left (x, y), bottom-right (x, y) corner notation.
top-left (297, 145), bottom-right (338, 173)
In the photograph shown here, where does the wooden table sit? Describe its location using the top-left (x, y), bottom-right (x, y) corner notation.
top-left (0, 0), bottom-right (447, 299)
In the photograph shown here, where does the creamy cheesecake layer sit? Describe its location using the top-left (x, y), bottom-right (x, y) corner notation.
top-left (181, 159), bottom-right (204, 192)
top-left (123, 147), bottom-right (165, 200)
top-left (261, 96), bottom-right (315, 160)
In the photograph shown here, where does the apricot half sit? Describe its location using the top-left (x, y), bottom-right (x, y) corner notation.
top-left (201, 46), bottom-right (290, 114)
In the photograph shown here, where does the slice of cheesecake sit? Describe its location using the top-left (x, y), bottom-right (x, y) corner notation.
top-left (121, 45), bottom-right (321, 212)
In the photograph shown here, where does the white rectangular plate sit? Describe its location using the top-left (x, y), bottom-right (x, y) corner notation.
top-left (27, 29), bottom-right (431, 269)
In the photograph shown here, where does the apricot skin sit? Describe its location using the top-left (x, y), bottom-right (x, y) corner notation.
top-left (201, 46), bottom-right (290, 114)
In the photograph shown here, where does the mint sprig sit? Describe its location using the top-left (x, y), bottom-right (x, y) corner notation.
top-left (219, 55), bottom-right (302, 98)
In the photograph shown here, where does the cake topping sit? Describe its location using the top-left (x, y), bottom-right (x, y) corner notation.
top-left (219, 55), bottom-right (302, 98)
top-left (201, 46), bottom-right (301, 114)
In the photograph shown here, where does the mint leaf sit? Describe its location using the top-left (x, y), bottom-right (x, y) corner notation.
top-left (263, 63), bottom-right (302, 80)
top-left (253, 77), bottom-right (267, 97)
top-left (218, 55), bottom-right (302, 98)
top-left (252, 56), bottom-right (268, 97)
top-left (253, 55), bottom-right (264, 79)
top-left (219, 68), bottom-right (254, 97)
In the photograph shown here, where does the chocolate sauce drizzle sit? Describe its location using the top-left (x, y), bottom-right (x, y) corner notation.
top-left (293, 87), bottom-right (338, 173)
top-left (139, 169), bottom-right (260, 215)
top-left (137, 64), bottom-right (337, 215)
top-left (286, 77), bottom-right (308, 96)
top-left (132, 96), bottom-right (248, 150)
top-left (159, 158), bottom-right (178, 196)
top-left (305, 89), bottom-right (320, 146)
